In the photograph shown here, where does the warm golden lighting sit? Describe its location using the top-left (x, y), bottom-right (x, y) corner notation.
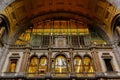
top-left (83, 56), bottom-right (94, 72)
top-left (55, 56), bottom-right (67, 73)
top-left (8, 59), bottom-right (17, 72)
top-left (74, 56), bottom-right (83, 73)
top-left (15, 20), bottom-right (90, 45)
top-left (39, 56), bottom-right (47, 73)
top-left (28, 56), bottom-right (38, 73)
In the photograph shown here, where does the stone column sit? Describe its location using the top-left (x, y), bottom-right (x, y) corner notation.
top-left (48, 49), bottom-right (51, 72)
top-left (46, 49), bottom-right (52, 79)
top-left (91, 48), bottom-right (102, 72)
top-left (70, 49), bottom-right (76, 78)
top-left (112, 42), bottom-right (120, 69)
top-left (70, 49), bottom-right (74, 72)
top-left (20, 48), bottom-right (30, 72)
top-left (0, 44), bottom-right (9, 71)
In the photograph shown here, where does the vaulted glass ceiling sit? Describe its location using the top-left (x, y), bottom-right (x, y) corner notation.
top-left (15, 20), bottom-right (105, 46)
top-left (0, 0), bottom-right (120, 44)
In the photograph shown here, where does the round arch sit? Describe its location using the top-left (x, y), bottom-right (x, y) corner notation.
top-left (29, 54), bottom-right (38, 59)
top-left (111, 13), bottom-right (120, 41)
top-left (0, 14), bottom-right (10, 45)
top-left (53, 52), bottom-right (69, 59)
top-left (74, 55), bottom-right (82, 59)
top-left (39, 55), bottom-right (48, 59)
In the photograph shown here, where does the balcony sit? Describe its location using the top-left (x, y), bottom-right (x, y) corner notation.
top-left (9, 44), bottom-right (113, 50)
top-left (1, 72), bottom-right (120, 79)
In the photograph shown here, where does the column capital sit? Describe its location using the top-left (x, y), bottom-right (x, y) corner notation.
top-left (90, 47), bottom-right (98, 53)
top-left (69, 49), bottom-right (73, 53)
top-left (112, 40), bottom-right (120, 47)
top-left (24, 48), bottom-right (30, 54)
top-left (48, 48), bottom-right (52, 52)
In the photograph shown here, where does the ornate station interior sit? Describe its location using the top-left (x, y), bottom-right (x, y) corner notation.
top-left (0, 0), bottom-right (120, 80)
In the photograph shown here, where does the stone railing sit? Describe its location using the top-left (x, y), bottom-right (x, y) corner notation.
top-left (9, 44), bottom-right (113, 50)
top-left (9, 45), bottom-right (25, 49)
top-left (1, 72), bottom-right (120, 79)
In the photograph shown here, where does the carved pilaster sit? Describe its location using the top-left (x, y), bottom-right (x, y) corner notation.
top-left (70, 49), bottom-right (74, 72)
top-left (91, 48), bottom-right (102, 72)
top-left (0, 44), bottom-right (9, 71)
top-left (112, 42), bottom-right (120, 69)
top-left (48, 49), bottom-right (52, 72)
top-left (20, 48), bottom-right (30, 72)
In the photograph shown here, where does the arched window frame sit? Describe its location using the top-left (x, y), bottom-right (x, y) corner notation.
top-left (73, 55), bottom-right (83, 73)
top-left (38, 56), bottom-right (48, 73)
top-left (7, 53), bottom-right (20, 73)
top-left (54, 54), bottom-right (69, 73)
top-left (83, 55), bottom-right (94, 73)
top-left (27, 55), bottom-right (38, 73)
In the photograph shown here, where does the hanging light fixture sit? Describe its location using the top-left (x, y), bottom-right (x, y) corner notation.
top-left (107, 0), bottom-right (120, 10)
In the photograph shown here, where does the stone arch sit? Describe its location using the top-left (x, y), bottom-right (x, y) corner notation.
top-left (53, 52), bottom-right (68, 59)
top-left (111, 13), bottom-right (120, 41)
top-left (39, 55), bottom-right (48, 59)
top-left (74, 55), bottom-right (82, 59)
top-left (30, 54), bottom-right (38, 59)
top-left (83, 53), bottom-right (92, 59)
top-left (90, 23), bottom-right (111, 43)
top-left (0, 14), bottom-right (10, 45)
top-left (29, 52), bottom-right (38, 58)
top-left (7, 20), bottom-right (32, 45)
top-left (83, 54), bottom-right (94, 72)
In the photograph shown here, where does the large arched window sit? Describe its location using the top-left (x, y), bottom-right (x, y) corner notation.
top-left (28, 56), bottom-right (38, 73)
top-left (54, 55), bottom-right (67, 73)
top-left (83, 56), bottom-right (94, 73)
top-left (74, 56), bottom-right (83, 73)
top-left (39, 56), bottom-right (48, 73)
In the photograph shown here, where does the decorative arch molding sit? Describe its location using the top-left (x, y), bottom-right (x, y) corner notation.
top-left (0, 14), bottom-right (10, 33)
top-left (32, 11), bottom-right (93, 25)
top-left (91, 23), bottom-right (111, 43)
top-left (111, 13), bottom-right (120, 41)
top-left (0, 14), bottom-right (10, 45)
top-left (29, 53), bottom-right (38, 58)
top-left (7, 20), bottom-right (32, 45)
top-left (53, 52), bottom-right (69, 59)
top-left (74, 55), bottom-right (82, 59)
top-left (6, 11), bottom-right (111, 45)
top-left (39, 53), bottom-right (48, 58)
top-left (83, 54), bottom-right (92, 59)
